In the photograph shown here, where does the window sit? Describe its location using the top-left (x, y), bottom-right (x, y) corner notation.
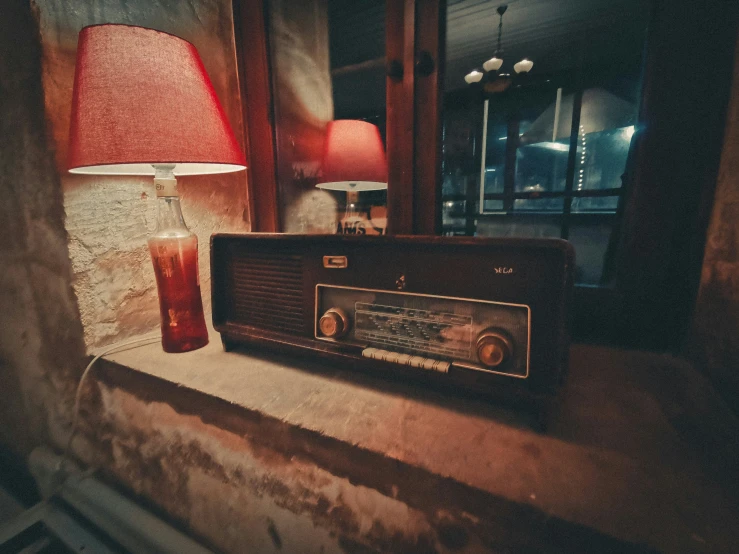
top-left (440, 0), bottom-right (649, 285)
top-left (263, 0), bottom-right (388, 235)
top-left (234, 0), bottom-right (737, 347)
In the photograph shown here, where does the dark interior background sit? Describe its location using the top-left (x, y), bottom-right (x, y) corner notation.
top-left (329, 0), bottom-right (650, 119)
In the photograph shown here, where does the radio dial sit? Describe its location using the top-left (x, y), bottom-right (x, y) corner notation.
top-left (319, 308), bottom-right (350, 338)
top-left (476, 330), bottom-right (513, 368)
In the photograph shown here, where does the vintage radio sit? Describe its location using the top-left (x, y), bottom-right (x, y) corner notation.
top-left (211, 234), bottom-right (574, 414)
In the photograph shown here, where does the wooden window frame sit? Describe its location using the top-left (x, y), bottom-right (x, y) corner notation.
top-left (232, 0), bottom-right (279, 232)
top-left (387, 0), bottom-right (446, 235)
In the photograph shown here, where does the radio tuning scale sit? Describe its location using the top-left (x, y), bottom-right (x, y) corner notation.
top-left (315, 284), bottom-right (530, 378)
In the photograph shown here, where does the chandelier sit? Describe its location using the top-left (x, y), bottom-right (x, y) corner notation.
top-left (465, 4), bottom-right (533, 84)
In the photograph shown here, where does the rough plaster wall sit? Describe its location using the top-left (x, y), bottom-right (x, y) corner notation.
top-left (36, 0), bottom-right (251, 350)
top-left (690, 38), bottom-right (739, 412)
top-left (0, 2), bottom-right (86, 455)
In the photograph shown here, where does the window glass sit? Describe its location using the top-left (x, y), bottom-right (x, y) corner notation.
top-left (514, 87), bottom-right (572, 195)
top-left (513, 198), bottom-right (565, 212)
top-left (575, 123), bottom-right (634, 194)
top-left (567, 218), bottom-right (618, 285)
top-left (267, 0), bottom-right (387, 234)
top-left (442, 0), bottom-right (648, 284)
top-left (477, 215), bottom-right (561, 239)
top-left (442, 97), bottom-right (482, 234)
top-left (482, 102), bottom-right (507, 197)
top-left (571, 196), bottom-right (620, 213)
top-left (441, 194), bottom-right (474, 233)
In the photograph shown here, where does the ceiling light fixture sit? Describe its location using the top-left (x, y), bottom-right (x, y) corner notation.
top-left (483, 5), bottom-right (507, 72)
top-left (514, 58), bottom-right (534, 74)
top-left (464, 70), bottom-right (484, 84)
top-left (466, 4), bottom-right (534, 84)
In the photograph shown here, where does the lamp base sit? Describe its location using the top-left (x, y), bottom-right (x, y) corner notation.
top-left (148, 234), bottom-right (209, 353)
top-left (148, 165), bottom-right (208, 353)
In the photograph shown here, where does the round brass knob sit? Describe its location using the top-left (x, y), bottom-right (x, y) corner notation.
top-left (476, 330), bottom-right (513, 368)
top-left (319, 308), bottom-right (350, 339)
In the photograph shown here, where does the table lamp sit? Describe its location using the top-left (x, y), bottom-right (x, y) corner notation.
top-left (316, 120), bottom-right (387, 234)
top-left (67, 24), bottom-right (246, 353)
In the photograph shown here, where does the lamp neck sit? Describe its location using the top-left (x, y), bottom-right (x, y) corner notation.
top-left (154, 195), bottom-right (188, 234)
top-left (153, 163), bottom-right (178, 198)
top-left (152, 164), bottom-right (188, 234)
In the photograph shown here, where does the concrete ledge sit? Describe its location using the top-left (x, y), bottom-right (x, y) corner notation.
top-left (98, 325), bottom-right (739, 553)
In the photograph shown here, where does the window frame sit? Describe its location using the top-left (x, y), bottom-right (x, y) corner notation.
top-left (232, 0), bottom-right (280, 232)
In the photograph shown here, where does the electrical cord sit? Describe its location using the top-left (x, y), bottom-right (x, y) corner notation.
top-left (57, 333), bottom-right (161, 476)
top-left (12, 335), bottom-right (161, 541)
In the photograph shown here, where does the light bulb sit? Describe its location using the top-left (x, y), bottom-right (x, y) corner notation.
top-left (514, 59), bottom-right (534, 74)
top-left (464, 70), bottom-right (483, 84)
top-left (483, 57), bottom-right (503, 72)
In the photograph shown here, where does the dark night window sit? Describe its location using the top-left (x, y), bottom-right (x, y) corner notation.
top-left (441, 0), bottom-right (649, 286)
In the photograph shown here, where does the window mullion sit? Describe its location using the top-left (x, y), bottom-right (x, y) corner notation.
top-left (503, 113), bottom-right (519, 212)
top-left (561, 88), bottom-right (583, 239)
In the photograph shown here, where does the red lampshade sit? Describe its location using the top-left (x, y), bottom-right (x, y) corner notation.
top-left (67, 24), bottom-right (246, 176)
top-left (317, 120), bottom-right (387, 191)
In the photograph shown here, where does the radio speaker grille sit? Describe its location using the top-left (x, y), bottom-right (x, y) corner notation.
top-left (228, 250), bottom-right (304, 334)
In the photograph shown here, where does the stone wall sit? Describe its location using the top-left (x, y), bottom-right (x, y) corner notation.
top-left (0, 1), bottom-right (86, 455)
top-left (36, 0), bottom-right (251, 350)
top-left (689, 37), bottom-right (739, 413)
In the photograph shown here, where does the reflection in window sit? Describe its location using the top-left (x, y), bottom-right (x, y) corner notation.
top-left (512, 88), bottom-right (636, 212)
top-left (477, 215), bottom-right (562, 240)
top-left (441, 0), bottom-right (649, 285)
top-left (326, 0), bottom-right (388, 235)
top-left (514, 197), bottom-right (565, 211)
top-left (442, 98), bottom-right (481, 233)
top-left (573, 124), bottom-right (635, 195)
top-left (267, 0), bottom-right (387, 234)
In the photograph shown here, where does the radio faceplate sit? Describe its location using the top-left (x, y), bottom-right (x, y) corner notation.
top-left (315, 285), bottom-right (530, 378)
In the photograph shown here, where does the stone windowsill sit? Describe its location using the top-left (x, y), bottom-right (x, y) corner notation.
top-left (102, 321), bottom-right (739, 553)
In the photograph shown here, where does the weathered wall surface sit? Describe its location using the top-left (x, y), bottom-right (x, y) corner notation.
top-left (689, 38), bottom-right (739, 413)
top-left (77, 376), bottom-right (441, 553)
top-left (68, 345), bottom-right (739, 554)
top-left (36, 0), bottom-right (251, 350)
top-left (0, 1), bottom-right (86, 455)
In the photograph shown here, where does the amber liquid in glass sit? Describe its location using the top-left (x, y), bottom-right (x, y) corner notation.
top-left (149, 193), bottom-right (208, 353)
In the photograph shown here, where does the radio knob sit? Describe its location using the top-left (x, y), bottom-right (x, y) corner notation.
top-left (476, 330), bottom-right (513, 368)
top-left (319, 308), bottom-right (350, 339)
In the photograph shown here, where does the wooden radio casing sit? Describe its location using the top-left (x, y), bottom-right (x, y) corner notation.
top-left (211, 234), bottom-right (574, 413)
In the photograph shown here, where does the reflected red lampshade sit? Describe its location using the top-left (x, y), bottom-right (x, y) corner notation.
top-left (67, 24), bottom-right (246, 175)
top-left (317, 120), bottom-right (387, 191)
